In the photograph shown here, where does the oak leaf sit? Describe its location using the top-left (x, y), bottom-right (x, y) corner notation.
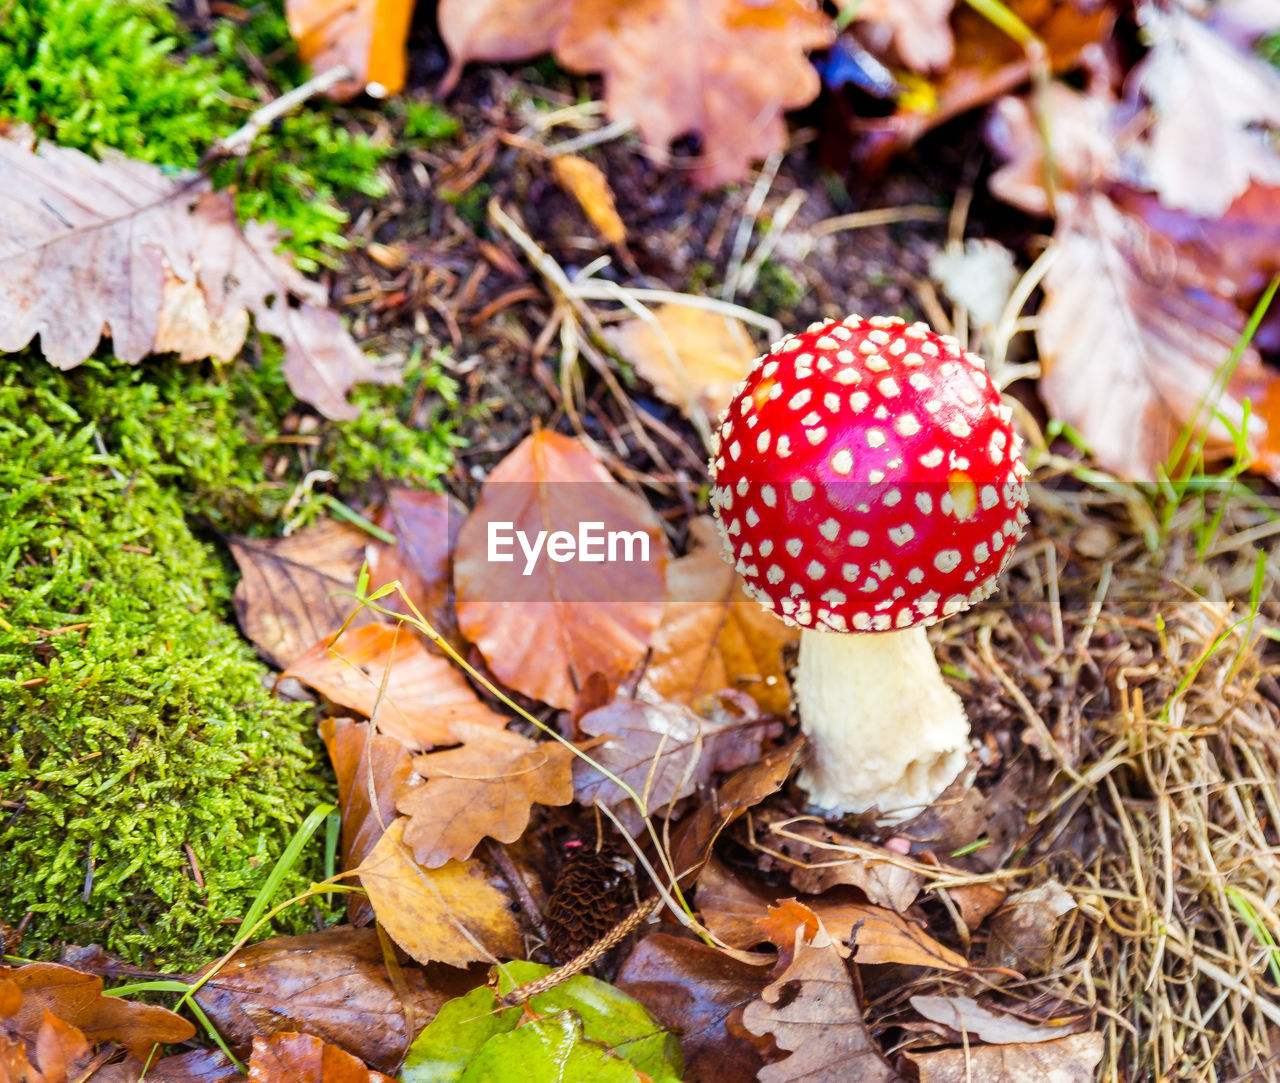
top-left (573, 695), bottom-right (775, 835)
top-left (742, 920), bottom-right (901, 1082)
top-left (639, 517), bottom-right (794, 715)
top-left (229, 520), bottom-right (373, 669)
top-left (438, 0), bottom-right (833, 187)
top-left (319, 717), bottom-right (416, 923)
top-left (605, 309), bottom-right (760, 429)
top-left (287, 624), bottom-right (506, 750)
top-left (286, 0), bottom-right (416, 101)
top-left (248, 1032), bottom-right (394, 1083)
top-left (400, 721), bottom-right (576, 866)
top-left (838, 0), bottom-right (956, 72)
top-left (695, 857), bottom-right (783, 950)
top-left (905, 1031), bottom-right (1104, 1082)
top-left (193, 927), bottom-right (451, 1072)
top-left (356, 818), bottom-right (524, 966)
top-left (453, 430), bottom-right (668, 710)
top-left (0, 135), bottom-right (389, 420)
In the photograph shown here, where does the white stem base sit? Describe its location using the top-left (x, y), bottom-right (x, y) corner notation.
top-left (794, 626), bottom-right (970, 822)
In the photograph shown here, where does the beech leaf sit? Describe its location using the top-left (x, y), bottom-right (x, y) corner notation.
top-left (453, 430), bottom-right (668, 710)
top-left (0, 134), bottom-right (389, 419)
top-left (400, 722), bottom-right (576, 866)
top-left (287, 624), bottom-right (507, 750)
top-left (247, 1032), bottom-right (394, 1083)
top-left (356, 818), bottom-right (524, 967)
top-left (437, 0), bottom-right (833, 187)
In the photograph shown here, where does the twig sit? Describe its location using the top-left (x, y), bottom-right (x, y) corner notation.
top-left (203, 65), bottom-right (354, 164)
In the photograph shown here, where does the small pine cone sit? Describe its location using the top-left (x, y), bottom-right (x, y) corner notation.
top-left (545, 846), bottom-right (634, 963)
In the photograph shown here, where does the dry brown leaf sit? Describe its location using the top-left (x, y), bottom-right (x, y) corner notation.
top-left (438, 0), bottom-right (833, 187)
top-left (550, 155), bottom-right (626, 247)
top-left (193, 927), bottom-right (451, 1073)
top-left (367, 488), bottom-right (466, 652)
top-left (400, 722), bottom-right (576, 866)
top-left (819, 901), bottom-right (969, 971)
top-left (614, 933), bottom-right (772, 1083)
top-left (910, 994), bottom-right (1078, 1045)
top-left (453, 429), bottom-right (668, 710)
top-left (573, 694), bottom-right (776, 835)
top-left (947, 882), bottom-right (1007, 931)
top-left (985, 880), bottom-right (1076, 976)
top-left (838, 0), bottom-right (956, 72)
top-left (319, 717), bottom-right (415, 923)
top-left (146, 1048), bottom-right (244, 1082)
top-left (0, 1009), bottom-right (97, 1083)
top-left (742, 922), bottom-right (901, 1082)
top-left (1037, 191), bottom-right (1280, 481)
top-left (3, 963), bottom-right (193, 1058)
top-left (288, 624), bottom-right (506, 750)
top-left (286, 0), bottom-right (416, 100)
top-left (247, 1032), bottom-right (394, 1083)
top-left (229, 520), bottom-right (373, 669)
top-left (905, 1031), bottom-right (1104, 1082)
top-left (606, 309), bottom-right (760, 427)
top-left (356, 818), bottom-right (524, 966)
top-left (696, 857), bottom-right (783, 950)
top-left (0, 135), bottom-right (388, 419)
top-left (1129, 6), bottom-right (1280, 217)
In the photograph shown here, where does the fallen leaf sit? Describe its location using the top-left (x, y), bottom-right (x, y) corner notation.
top-left (4, 963), bottom-right (193, 1058)
top-left (838, 0), bottom-right (956, 72)
top-left (400, 722), bottom-right (575, 866)
top-left (820, 902), bottom-right (968, 971)
top-left (229, 519), bottom-right (373, 669)
top-left (453, 430), bottom-right (668, 710)
top-left (437, 0), bottom-right (833, 187)
top-left (367, 488), bottom-right (467, 652)
top-left (1128, 5), bottom-right (1280, 217)
top-left (753, 810), bottom-right (925, 913)
top-left (614, 934), bottom-right (772, 1083)
top-left (742, 925), bottom-right (900, 1082)
top-left (1036, 191), bottom-right (1279, 481)
top-left (946, 882), bottom-right (1007, 931)
top-left (696, 857), bottom-right (780, 950)
top-left (985, 880), bottom-right (1076, 976)
top-left (286, 0), bottom-right (416, 100)
top-left (357, 818), bottom-right (524, 966)
top-left (910, 994), bottom-right (1078, 1044)
top-left (248, 1032), bottom-right (394, 1083)
top-left (551, 155), bottom-right (626, 247)
top-left (0, 1009), bottom-right (97, 1083)
top-left (0, 134), bottom-right (388, 419)
top-left (147, 1048), bottom-right (245, 1082)
top-left (606, 309), bottom-right (760, 428)
top-left (638, 518), bottom-right (795, 715)
top-left (453, 1009), bottom-right (646, 1082)
top-left (193, 926), bottom-right (451, 1072)
top-left (319, 717), bottom-right (416, 923)
top-left (287, 624), bottom-right (507, 750)
top-left (905, 1031), bottom-right (1104, 1082)
top-left (573, 696), bottom-right (775, 835)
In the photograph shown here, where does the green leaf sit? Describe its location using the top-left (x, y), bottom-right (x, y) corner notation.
top-left (400, 985), bottom-right (521, 1082)
top-left (457, 1011), bottom-right (643, 1083)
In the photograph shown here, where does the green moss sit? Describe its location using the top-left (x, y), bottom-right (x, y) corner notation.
top-left (748, 259), bottom-right (806, 318)
top-left (0, 0), bottom-right (398, 270)
top-left (0, 361), bottom-right (326, 967)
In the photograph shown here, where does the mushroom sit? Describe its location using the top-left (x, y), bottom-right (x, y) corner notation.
top-left (709, 314), bottom-right (1029, 820)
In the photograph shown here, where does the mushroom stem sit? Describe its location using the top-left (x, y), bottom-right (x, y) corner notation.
top-left (793, 625), bottom-right (970, 821)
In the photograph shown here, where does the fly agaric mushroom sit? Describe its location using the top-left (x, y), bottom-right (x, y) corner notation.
top-left (709, 314), bottom-right (1029, 820)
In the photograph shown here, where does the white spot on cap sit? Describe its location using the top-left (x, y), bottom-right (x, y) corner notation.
top-left (934, 549), bottom-right (961, 573)
top-left (789, 389), bottom-right (812, 411)
top-left (853, 612), bottom-right (872, 630)
top-left (837, 349), bottom-right (855, 364)
top-left (869, 470), bottom-right (885, 484)
top-left (849, 530), bottom-right (870, 547)
top-left (727, 518), bottom-right (741, 536)
top-left (874, 405), bottom-right (888, 420)
top-left (850, 391), bottom-right (870, 412)
top-left (769, 384), bottom-right (783, 400)
top-left (830, 325), bottom-right (852, 341)
top-left (882, 488), bottom-right (901, 507)
top-left (729, 441), bottom-right (741, 460)
top-left (841, 564), bottom-right (860, 582)
top-left (915, 492), bottom-right (932, 514)
top-left (786, 538), bottom-right (802, 557)
top-left (791, 479), bottom-right (814, 501)
top-left (821, 588), bottom-right (847, 606)
top-left (947, 417), bottom-right (972, 439)
top-left (824, 392), bottom-right (840, 412)
top-left (907, 567), bottom-right (924, 583)
top-left (866, 429), bottom-right (886, 449)
top-left (819, 518), bottom-right (840, 541)
top-left (801, 411), bottom-right (822, 427)
top-left (816, 336), bottom-right (838, 350)
top-left (807, 560), bottom-right (826, 579)
top-left (756, 431), bottom-right (771, 453)
top-left (889, 524), bottom-right (915, 546)
top-left (761, 484), bottom-right (777, 507)
top-left (777, 435), bottom-right (792, 458)
top-left (767, 565), bottom-right (784, 585)
top-left (917, 591), bottom-right (940, 616)
top-left (740, 542), bottom-right (753, 557)
top-left (831, 449), bottom-right (853, 475)
top-left (889, 337), bottom-right (906, 356)
top-left (989, 430), bottom-right (1007, 463)
top-left (745, 507), bottom-right (760, 527)
top-left (974, 541), bottom-right (990, 563)
top-left (903, 352), bottom-right (924, 367)
top-left (762, 360), bottom-right (779, 378)
top-left (924, 400), bottom-right (942, 414)
top-left (895, 414), bottom-right (920, 436)
top-left (878, 377), bottom-right (900, 397)
top-left (908, 372), bottom-right (930, 391)
top-left (921, 340), bottom-right (939, 356)
top-left (895, 608), bottom-right (915, 628)
top-left (736, 478), bottom-right (749, 496)
top-left (981, 485), bottom-right (999, 510)
top-left (920, 448), bottom-right (944, 469)
top-left (760, 538), bottom-right (774, 556)
top-left (865, 354), bottom-right (889, 372)
top-left (860, 578), bottom-right (879, 592)
top-left (835, 368), bottom-right (860, 385)
top-left (805, 427), bottom-right (828, 445)
top-left (868, 329), bottom-right (890, 345)
top-left (871, 559), bottom-right (891, 579)
top-left (943, 594), bottom-right (967, 616)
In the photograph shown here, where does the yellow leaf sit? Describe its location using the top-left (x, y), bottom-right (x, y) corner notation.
top-left (551, 155), bottom-right (626, 247)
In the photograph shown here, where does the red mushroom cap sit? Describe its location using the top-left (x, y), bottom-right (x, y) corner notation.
top-left (710, 314), bottom-right (1029, 632)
